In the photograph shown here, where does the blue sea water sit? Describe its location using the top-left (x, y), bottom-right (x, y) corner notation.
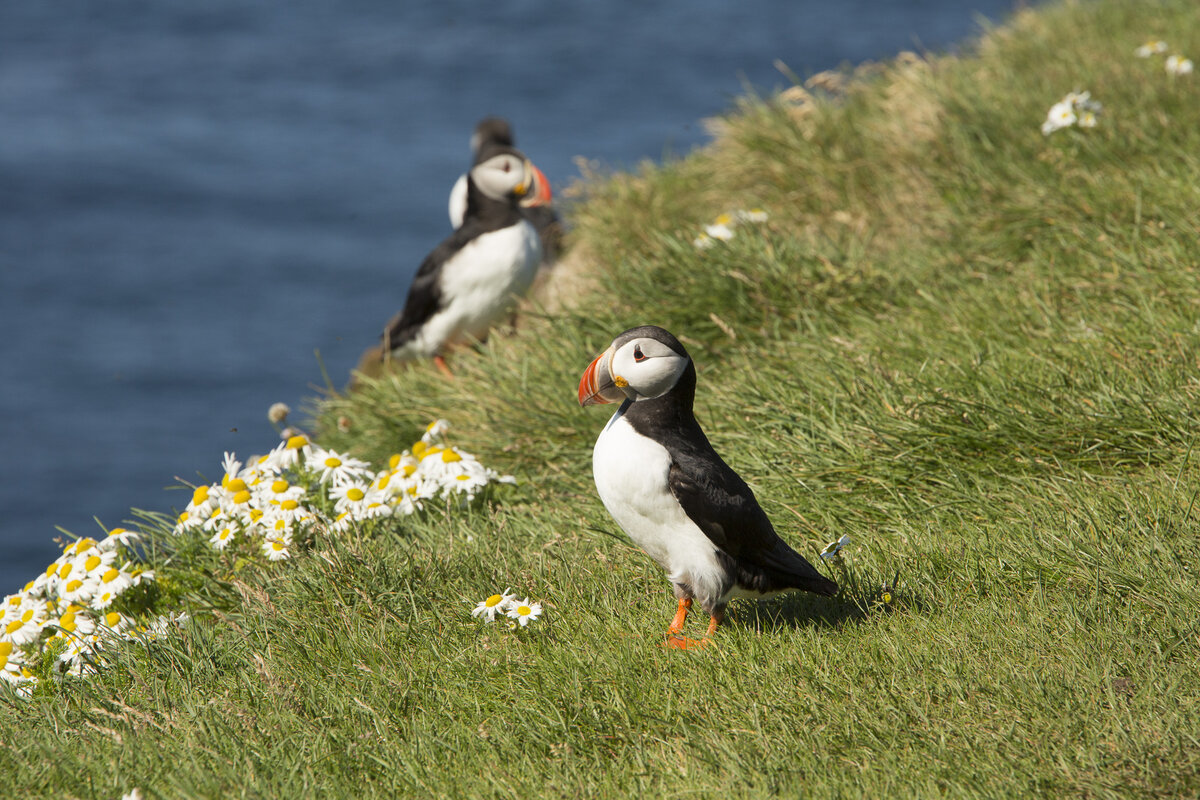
top-left (0, 0), bottom-right (1020, 592)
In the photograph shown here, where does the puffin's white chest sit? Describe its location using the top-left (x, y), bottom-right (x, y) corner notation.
top-left (592, 410), bottom-right (723, 594)
top-left (403, 221), bottom-right (540, 358)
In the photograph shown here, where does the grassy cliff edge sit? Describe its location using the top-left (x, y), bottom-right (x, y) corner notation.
top-left (5, 1), bottom-right (1200, 797)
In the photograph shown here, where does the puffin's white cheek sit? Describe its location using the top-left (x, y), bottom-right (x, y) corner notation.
top-left (632, 358), bottom-right (687, 399)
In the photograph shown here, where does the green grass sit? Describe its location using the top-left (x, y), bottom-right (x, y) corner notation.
top-left (5, 0), bottom-right (1200, 796)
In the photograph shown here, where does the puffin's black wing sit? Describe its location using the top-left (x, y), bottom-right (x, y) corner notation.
top-left (667, 445), bottom-right (838, 596)
top-left (381, 222), bottom-right (484, 352)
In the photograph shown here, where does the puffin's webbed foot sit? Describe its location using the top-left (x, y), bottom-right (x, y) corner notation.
top-left (661, 601), bottom-right (724, 650)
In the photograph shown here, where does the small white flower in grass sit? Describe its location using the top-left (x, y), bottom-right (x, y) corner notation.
top-left (220, 452), bottom-right (243, 484)
top-left (421, 419), bottom-right (451, 444)
top-left (55, 604), bottom-right (97, 637)
top-left (1135, 40), bottom-right (1168, 58)
top-left (819, 534), bottom-right (851, 561)
top-left (331, 483), bottom-right (392, 522)
top-left (128, 567), bottom-right (155, 588)
top-left (472, 589), bottom-right (516, 622)
top-left (735, 208), bottom-right (769, 223)
top-left (506, 599), bottom-right (542, 627)
top-left (1042, 101), bottom-right (1076, 135)
top-left (209, 524), bottom-right (237, 550)
top-left (262, 536), bottom-right (292, 561)
top-left (692, 233), bottom-right (715, 250)
top-left (1166, 54), bottom-right (1194, 76)
top-left (4, 603), bottom-right (49, 646)
top-left (0, 641), bottom-right (25, 678)
top-left (61, 575), bottom-right (99, 606)
top-left (306, 447), bottom-right (372, 485)
top-left (98, 527), bottom-right (140, 552)
top-left (705, 222), bottom-right (735, 241)
top-left (122, 789), bottom-right (145, 800)
top-left (1077, 110), bottom-right (1098, 128)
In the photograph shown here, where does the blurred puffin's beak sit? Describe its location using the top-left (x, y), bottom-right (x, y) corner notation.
top-left (521, 163), bottom-right (553, 208)
top-left (513, 159), bottom-right (535, 198)
top-left (578, 346), bottom-right (624, 406)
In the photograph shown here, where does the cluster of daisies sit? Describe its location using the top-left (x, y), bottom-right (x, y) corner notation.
top-left (1040, 91), bottom-right (1102, 136)
top-left (1, 527), bottom-right (185, 697)
top-left (173, 419), bottom-right (514, 562)
top-left (471, 589), bottom-right (543, 628)
top-left (0, 418), bottom-right (514, 698)
top-left (692, 208), bottom-right (769, 250)
top-left (1135, 40), bottom-right (1193, 75)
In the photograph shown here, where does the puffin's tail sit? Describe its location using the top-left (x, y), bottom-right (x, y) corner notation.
top-left (721, 541), bottom-right (839, 597)
top-left (764, 540), bottom-right (839, 596)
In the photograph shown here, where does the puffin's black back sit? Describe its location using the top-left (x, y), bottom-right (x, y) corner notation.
top-left (381, 147), bottom-right (528, 352)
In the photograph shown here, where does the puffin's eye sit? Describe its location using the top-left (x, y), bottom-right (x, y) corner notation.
top-left (501, 161), bottom-right (511, 173)
top-left (633, 346), bottom-right (646, 362)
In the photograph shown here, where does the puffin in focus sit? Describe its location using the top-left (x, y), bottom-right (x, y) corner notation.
top-left (578, 326), bottom-right (838, 649)
top-left (448, 117), bottom-right (561, 264)
top-left (380, 144), bottom-right (542, 375)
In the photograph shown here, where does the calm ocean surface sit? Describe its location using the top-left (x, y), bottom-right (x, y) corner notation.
top-left (0, 0), bottom-right (1019, 591)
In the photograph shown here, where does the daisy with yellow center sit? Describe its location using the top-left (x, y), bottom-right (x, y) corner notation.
top-left (506, 599), bottom-right (543, 627)
top-left (306, 447), bottom-right (372, 485)
top-left (1135, 40), bottom-right (1168, 58)
top-left (4, 603), bottom-right (48, 646)
top-left (1166, 54), bottom-right (1194, 76)
top-left (209, 525), bottom-right (237, 551)
top-left (56, 604), bottom-right (97, 636)
top-left (472, 589), bottom-right (516, 622)
top-left (262, 537), bottom-right (291, 562)
top-left (98, 527), bottom-right (140, 552)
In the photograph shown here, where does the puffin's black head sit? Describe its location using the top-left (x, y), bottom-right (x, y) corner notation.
top-left (468, 144), bottom-right (553, 209)
top-left (578, 325), bottom-right (693, 406)
top-left (471, 117), bottom-right (515, 161)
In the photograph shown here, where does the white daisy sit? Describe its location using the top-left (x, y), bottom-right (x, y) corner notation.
top-left (421, 419), bottom-right (451, 444)
top-left (330, 483), bottom-right (392, 522)
top-left (1042, 100), bottom-right (1076, 135)
top-left (1166, 54), bottom-right (1194, 75)
top-left (735, 208), bottom-right (769, 223)
top-left (692, 233), bottom-right (715, 250)
top-left (3, 602), bottom-right (49, 646)
top-left (99, 610), bottom-right (133, 634)
top-left (1135, 40), bottom-right (1167, 58)
top-left (820, 534), bottom-right (851, 561)
top-left (306, 447), bottom-right (372, 485)
top-left (704, 222), bottom-right (735, 241)
top-left (128, 567), bottom-right (155, 587)
top-left (262, 537), bottom-right (291, 562)
top-left (209, 524), bottom-right (237, 551)
top-left (506, 599), bottom-right (542, 627)
top-left (54, 604), bottom-right (97, 637)
top-left (471, 589), bottom-right (516, 622)
top-left (98, 527), bottom-right (141, 552)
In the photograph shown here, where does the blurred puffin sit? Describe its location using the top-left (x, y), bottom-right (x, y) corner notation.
top-left (579, 326), bottom-right (837, 648)
top-left (380, 144), bottom-right (542, 375)
top-left (448, 117), bottom-right (561, 263)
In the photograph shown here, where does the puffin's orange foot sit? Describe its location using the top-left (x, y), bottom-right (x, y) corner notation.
top-left (663, 634), bottom-right (709, 651)
top-left (433, 355), bottom-right (455, 378)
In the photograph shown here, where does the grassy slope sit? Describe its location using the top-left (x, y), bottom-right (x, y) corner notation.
top-left (5, 1), bottom-right (1200, 797)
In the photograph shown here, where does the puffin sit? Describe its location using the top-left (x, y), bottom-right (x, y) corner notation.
top-left (447, 117), bottom-right (562, 263)
top-left (578, 325), bottom-right (838, 649)
top-left (379, 144), bottom-right (543, 375)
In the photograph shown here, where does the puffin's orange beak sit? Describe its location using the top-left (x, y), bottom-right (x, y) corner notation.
top-left (521, 163), bottom-right (553, 208)
top-left (578, 347), bottom-right (623, 406)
